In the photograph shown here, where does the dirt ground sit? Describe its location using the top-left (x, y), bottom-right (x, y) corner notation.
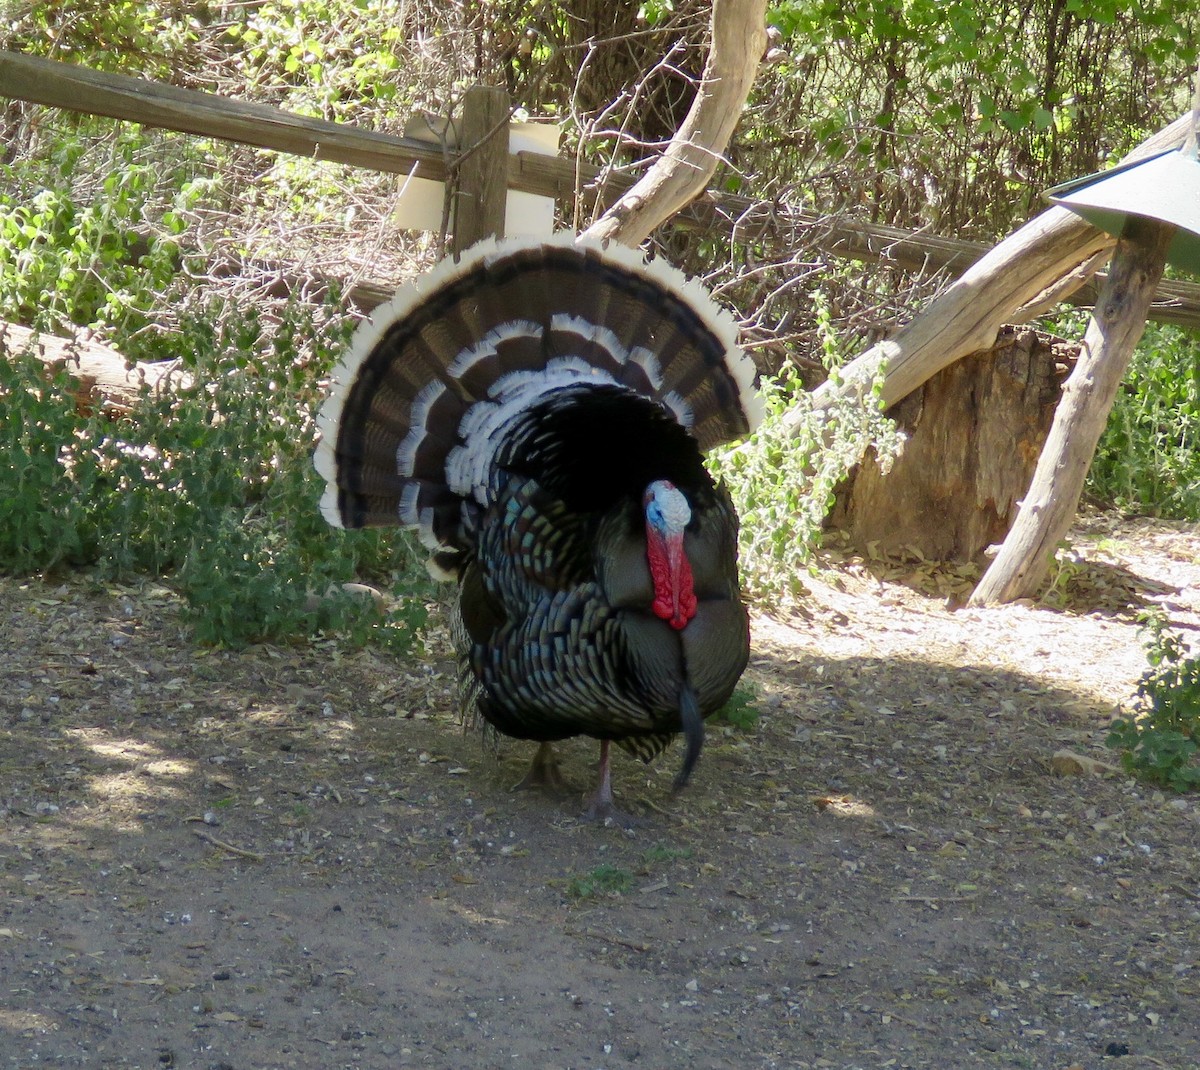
top-left (3, 513), bottom-right (1200, 1070)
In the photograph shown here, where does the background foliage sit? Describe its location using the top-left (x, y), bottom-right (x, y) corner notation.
top-left (1108, 618), bottom-right (1200, 792)
top-left (0, 0), bottom-right (1197, 647)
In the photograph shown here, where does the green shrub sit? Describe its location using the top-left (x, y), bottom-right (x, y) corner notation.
top-left (710, 297), bottom-right (902, 602)
top-left (0, 290), bottom-right (432, 651)
top-left (1107, 618), bottom-right (1200, 792)
top-left (1088, 323), bottom-right (1200, 520)
top-left (0, 140), bottom-right (200, 355)
top-left (0, 352), bottom-right (93, 570)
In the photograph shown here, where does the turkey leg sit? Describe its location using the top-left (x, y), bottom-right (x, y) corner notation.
top-left (583, 740), bottom-right (616, 821)
top-left (512, 741), bottom-right (567, 792)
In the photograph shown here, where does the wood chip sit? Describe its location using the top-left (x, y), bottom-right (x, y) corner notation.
top-left (1050, 749), bottom-right (1120, 777)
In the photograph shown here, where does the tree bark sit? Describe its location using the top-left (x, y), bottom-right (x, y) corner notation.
top-left (829, 327), bottom-right (1074, 563)
top-left (580, 0), bottom-right (768, 247)
top-left (969, 216), bottom-right (1176, 605)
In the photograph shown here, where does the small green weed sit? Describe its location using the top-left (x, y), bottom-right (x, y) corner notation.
top-left (1107, 617), bottom-right (1200, 792)
top-left (711, 683), bottom-right (760, 730)
top-left (641, 844), bottom-right (693, 866)
top-left (566, 864), bottom-right (634, 900)
top-left (1038, 543), bottom-right (1088, 608)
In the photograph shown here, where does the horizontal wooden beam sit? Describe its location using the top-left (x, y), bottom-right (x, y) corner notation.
top-left (0, 50), bottom-right (454, 180)
top-left (3, 50), bottom-right (1199, 330)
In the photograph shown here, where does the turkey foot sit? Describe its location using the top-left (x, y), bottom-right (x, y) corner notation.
top-left (512, 742), bottom-right (567, 792)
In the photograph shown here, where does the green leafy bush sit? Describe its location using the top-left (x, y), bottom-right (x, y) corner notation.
top-left (1107, 619), bottom-right (1200, 792)
top-left (0, 138), bottom-right (200, 354)
top-left (0, 353), bottom-right (93, 570)
top-left (1088, 323), bottom-right (1200, 520)
top-left (710, 299), bottom-right (902, 602)
top-left (0, 291), bottom-right (432, 651)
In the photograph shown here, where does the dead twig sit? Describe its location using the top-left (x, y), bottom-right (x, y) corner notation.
top-left (192, 828), bottom-right (265, 861)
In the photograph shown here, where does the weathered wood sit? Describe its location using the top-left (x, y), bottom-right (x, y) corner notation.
top-left (828, 328), bottom-right (1074, 563)
top-left (806, 112), bottom-right (1195, 424)
top-left (0, 50), bottom-right (454, 181)
top-left (4, 52), bottom-right (1200, 328)
top-left (970, 215), bottom-right (1177, 605)
top-left (0, 320), bottom-right (191, 414)
top-left (452, 86), bottom-right (511, 252)
top-left (581, 0), bottom-right (768, 246)
top-left (798, 210), bottom-right (1108, 428)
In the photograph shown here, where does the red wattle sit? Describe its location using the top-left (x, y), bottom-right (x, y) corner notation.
top-left (646, 531), bottom-right (697, 630)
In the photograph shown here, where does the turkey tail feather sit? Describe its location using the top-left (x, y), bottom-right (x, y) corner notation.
top-left (315, 234), bottom-right (761, 555)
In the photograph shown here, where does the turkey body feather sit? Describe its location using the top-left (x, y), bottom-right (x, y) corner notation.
top-left (315, 234), bottom-right (761, 817)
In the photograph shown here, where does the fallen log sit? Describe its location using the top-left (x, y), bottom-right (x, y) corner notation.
top-left (0, 321), bottom-right (191, 414)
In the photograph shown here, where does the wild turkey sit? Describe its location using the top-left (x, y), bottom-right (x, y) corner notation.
top-left (315, 234), bottom-right (761, 818)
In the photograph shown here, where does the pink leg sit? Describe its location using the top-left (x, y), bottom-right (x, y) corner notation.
top-left (584, 740), bottom-right (614, 818)
top-left (583, 741), bottom-right (641, 825)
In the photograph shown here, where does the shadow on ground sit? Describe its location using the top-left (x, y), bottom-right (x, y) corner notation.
top-left (3, 573), bottom-right (1199, 1070)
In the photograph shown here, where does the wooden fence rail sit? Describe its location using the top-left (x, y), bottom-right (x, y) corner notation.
top-left (2, 49), bottom-right (1199, 329)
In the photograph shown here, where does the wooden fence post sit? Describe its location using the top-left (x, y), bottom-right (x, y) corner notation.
top-left (452, 85), bottom-right (510, 253)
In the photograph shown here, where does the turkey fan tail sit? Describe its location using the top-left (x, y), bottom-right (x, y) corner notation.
top-left (314, 232), bottom-right (762, 555)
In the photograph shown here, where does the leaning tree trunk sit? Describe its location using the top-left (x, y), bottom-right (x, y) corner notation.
top-left (969, 216), bottom-right (1177, 604)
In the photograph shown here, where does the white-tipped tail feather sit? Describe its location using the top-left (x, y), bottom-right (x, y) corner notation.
top-left (315, 232), bottom-right (761, 545)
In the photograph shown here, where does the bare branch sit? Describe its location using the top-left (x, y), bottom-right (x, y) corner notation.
top-left (581, 0), bottom-right (768, 247)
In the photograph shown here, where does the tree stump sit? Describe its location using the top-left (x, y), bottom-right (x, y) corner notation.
top-left (828, 327), bottom-right (1076, 563)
